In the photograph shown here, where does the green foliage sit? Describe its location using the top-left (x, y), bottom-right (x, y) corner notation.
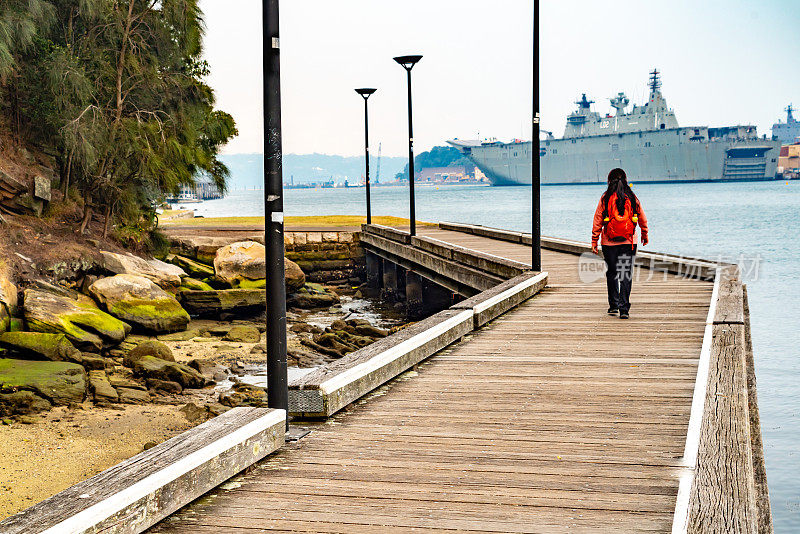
top-left (0, 0), bottom-right (55, 79)
top-left (1, 0), bottom-right (236, 234)
top-left (147, 229), bottom-right (171, 259)
top-left (395, 146), bottom-right (469, 181)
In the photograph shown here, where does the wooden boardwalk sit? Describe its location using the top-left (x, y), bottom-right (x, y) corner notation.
top-left (151, 229), bottom-right (712, 533)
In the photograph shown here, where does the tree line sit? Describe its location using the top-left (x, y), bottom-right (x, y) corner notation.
top-left (0, 0), bottom-right (236, 237)
top-left (394, 146), bottom-right (469, 181)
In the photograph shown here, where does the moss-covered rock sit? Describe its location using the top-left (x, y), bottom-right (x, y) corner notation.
top-left (169, 255), bottom-right (215, 279)
top-left (179, 277), bottom-right (214, 292)
top-left (222, 325), bottom-right (261, 343)
top-left (76, 353), bottom-right (111, 370)
top-left (88, 370), bottom-right (118, 404)
top-left (231, 278), bottom-right (266, 290)
top-left (146, 378), bottom-right (183, 395)
top-left (0, 304), bottom-right (8, 335)
top-left (124, 340), bottom-right (174, 367)
top-left (0, 358), bottom-right (87, 405)
top-left (100, 251), bottom-right (184, 290)
top-left (117, 387), bottom-right (151, 404)
top-left (8, 318), bottom-right (24, 332)
top-left (156, 329), bottom-right (199, 342)
top-left (24, 288), bottom-right (131, 351)
top-left (130, 355), bottom-right (208, 389)
top-left (0, 332), bottom-right (82, 362)
top-left (89, 274), bottom-right (190, 334)
top-left (219, 382), bottom-right (267, 408)
top-left (287, 283), bottom-right (339, 309)
top-left (188, 359), bottom-right (228, 382)
top-left (0, 390), bottom-right (52, 416)
top-left (177, 289), bottom-right (266, 318)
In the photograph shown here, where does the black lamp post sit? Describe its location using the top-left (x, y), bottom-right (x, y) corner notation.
top-left (393, 54), bottom-right (422, 236)
top-left (264, 0), bottom-right (288, 427)
top-left (531, 0), bottom-right (541, 271)
top-left (355, 88), bottom-right (377, 225)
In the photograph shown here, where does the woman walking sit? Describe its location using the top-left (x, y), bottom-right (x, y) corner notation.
top-left (591, 168), bottom-right (648, 319)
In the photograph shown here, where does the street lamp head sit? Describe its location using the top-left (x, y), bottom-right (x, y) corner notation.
top-left (355, 88), bottom-right (377, 99)
top-left (393, 55), bottom-right (423, 70)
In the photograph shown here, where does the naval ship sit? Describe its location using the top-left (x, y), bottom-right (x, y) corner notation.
top-left (449, 70), bottom-right (781, 185)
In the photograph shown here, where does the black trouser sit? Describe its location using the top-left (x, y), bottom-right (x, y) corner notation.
top-left (603, 244), bottom-right (637, 313)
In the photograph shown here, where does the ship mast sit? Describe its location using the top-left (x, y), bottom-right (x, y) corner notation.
top-left (648, 69), bottom-right (662, 97)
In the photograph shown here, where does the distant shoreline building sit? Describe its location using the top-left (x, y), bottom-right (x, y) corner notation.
top-left (417, 164), bottom-right (488, 184)
top-left (778, 141), bottom-right (800, 179)
top-left (167, 178), bottom-right (222, 202)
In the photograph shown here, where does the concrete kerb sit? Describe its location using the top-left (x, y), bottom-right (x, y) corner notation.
top-left (0, 407), bottom-right (285, 534)
top-left (289, 309), bottom-right (474, 418)
top-left (453, 271), bottom-right (548, 327)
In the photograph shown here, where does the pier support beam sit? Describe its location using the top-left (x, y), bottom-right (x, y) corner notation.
top-left (364, 251), bottom-right (382, 297)
top-left (421, 278), bottom-right (455, 316)
top-left (405, 272), bottom-right (424, 320)
top-left (381, 259), bottom-right (398, 301)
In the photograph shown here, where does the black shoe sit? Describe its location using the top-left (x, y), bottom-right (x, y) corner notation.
top-left (619, 311), bottom-right (629, 319)
top-left (607, 307), bottom-right (619, 315)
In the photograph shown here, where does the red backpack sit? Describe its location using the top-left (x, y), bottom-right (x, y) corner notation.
top-left (602, 194), bottom-right (638, 243)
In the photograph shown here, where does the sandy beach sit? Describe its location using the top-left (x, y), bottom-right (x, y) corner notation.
top-left (0, 403), bottom-right (193, 519)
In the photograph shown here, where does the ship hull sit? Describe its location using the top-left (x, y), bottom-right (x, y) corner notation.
top-left (457, 128), bottom-right (781, 186)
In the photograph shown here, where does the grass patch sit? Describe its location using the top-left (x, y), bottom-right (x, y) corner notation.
top-left (160, 215), bottom-right (435, 228)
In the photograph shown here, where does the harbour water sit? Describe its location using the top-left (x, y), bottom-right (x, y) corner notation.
top-left (189, 180), bottom-right (799, 531)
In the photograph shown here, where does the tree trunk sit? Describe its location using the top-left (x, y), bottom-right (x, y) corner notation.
top-left (115, 0), bottom-right (136, 124)
top-left (102, 203), bottom-right (113, 239)
top-left (79, 193), bottom-right (93, 235)
top-left (61, 149), bottom-right (73, 196)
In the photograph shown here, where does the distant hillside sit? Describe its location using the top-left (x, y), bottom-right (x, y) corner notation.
top-left (221, 153), bottom-right (407, 189)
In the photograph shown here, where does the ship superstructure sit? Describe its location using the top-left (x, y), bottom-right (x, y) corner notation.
top-left (772, 104), bottom-right (800, 144)
top-left (449, 70), bottom-right (781, 185)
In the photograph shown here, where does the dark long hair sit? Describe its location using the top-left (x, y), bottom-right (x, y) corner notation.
top-left (602, 168), bottom-right (638, 215)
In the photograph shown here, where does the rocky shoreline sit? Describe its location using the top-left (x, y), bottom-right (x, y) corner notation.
top-left (0, 232), bottom-right (397, 417)
top-left (0, 226), bottom-right (406, 518)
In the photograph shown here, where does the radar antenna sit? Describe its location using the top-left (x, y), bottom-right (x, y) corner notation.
top-left (575, 93), bottom-right (594, 109)
top-left (648, 69), bottom-right (662, 95)
top-left (610, 92), bottom-right (629, 115)
top-left (786, 104), bottom-right (795, 123)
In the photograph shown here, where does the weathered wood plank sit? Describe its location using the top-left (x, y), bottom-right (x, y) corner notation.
top-left (713, 267), bottom-right (744, 325)
top-left (687, 324), bottom-right (758, 533)
top-left (0, 407), bottom-right (285, 534)
top-left (743, 287), bottom-right (774, 534)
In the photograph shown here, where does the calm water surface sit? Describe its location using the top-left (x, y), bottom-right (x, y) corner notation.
top-left (190, 181), bottom-right (799, 531)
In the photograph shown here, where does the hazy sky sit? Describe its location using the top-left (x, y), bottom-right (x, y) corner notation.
top-left (201, 0), bottom-right (799, 157)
